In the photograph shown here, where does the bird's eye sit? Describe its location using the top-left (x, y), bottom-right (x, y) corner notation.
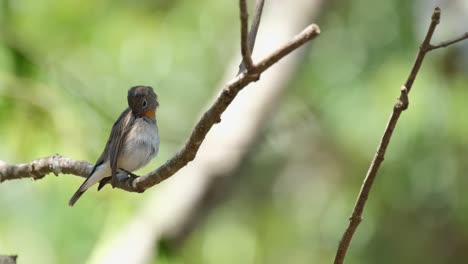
top-left (142, 99), bottom-right (147, 107)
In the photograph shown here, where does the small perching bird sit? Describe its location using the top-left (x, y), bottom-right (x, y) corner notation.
top-left (69, 86), bottom-right (160, 206)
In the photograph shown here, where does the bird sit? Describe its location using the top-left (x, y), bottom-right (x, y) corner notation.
top-left (69, 85), bottom-right (160, 206)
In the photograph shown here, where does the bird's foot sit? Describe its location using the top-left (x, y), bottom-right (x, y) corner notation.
top-left (119, 168), bottom-right (139, 180)
top-left (111, 177), bottom-right (117, 188)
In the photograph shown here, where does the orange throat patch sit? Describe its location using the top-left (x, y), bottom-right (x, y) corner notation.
top-left (142, 109), bottom-right (156, 119)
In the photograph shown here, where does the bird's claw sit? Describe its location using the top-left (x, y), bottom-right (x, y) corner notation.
top-left (111, 177), bottom-right (117, 188)
top-left (119, 168), bottom-right (139, 180)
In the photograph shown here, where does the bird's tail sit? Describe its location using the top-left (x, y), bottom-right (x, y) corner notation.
top-left (68, 162), bottom-right (106, 206)
top-left (68, 188), bottom-right (86, 207)
top-left (68, 176), bottom-right (93, 206)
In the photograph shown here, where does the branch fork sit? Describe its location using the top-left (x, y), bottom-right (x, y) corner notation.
top-left (0, 1), bottom-right (320, 194)
top-left (334, 7), bottom-right (468, 264)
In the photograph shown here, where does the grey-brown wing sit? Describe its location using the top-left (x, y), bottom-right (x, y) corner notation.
top-left (73, 108), bottom-right (133, 195)
top-left (85, 109), bottom-right (130, 180)
top-left (106, 108), bottom-right (134, 179)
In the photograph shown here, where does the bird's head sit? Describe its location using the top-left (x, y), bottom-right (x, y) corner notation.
top-left (127, 85), bottom-right (159, 119)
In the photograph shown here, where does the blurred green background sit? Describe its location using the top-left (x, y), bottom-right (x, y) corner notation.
top-left (1, 0), bottom-right (468, 263)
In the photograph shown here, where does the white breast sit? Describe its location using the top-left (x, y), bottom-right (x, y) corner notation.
top-left (118, 118), bottom-right (159, 172)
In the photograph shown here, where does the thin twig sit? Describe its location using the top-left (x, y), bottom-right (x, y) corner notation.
top-left (247, 0), bottom-right (265, 53)
top-left (334, 7), bottom-right (468, 264)
top-left (429, 32), bottom-right (468, 51)
top-left (255, 25), bottom-right (320, 72)
top-left (0, 2), bottom-right (321, 194)
top-left (239, 0), bottom-right (254, 72)
top-left (238, 0), bottom-right (265, 74)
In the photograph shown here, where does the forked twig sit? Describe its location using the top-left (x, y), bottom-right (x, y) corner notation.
top-left (0, 1), bottom-right (321, 194)
top-left (238, 0), bottom-right (265, 74)
top-left (239, 0), bottom-right (254, 72)
top-left (334, 7), bottom-right (468, 264)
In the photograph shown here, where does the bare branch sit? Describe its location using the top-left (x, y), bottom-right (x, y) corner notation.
top-left (238, 0), bottom-right (265, 74)
top-left (0, 156), bottom-right (91, 182)
top-left (0, 7), bottom-right (320, 194)
top-left (334, 7), bottom-right (468, 264)
top-left (402, 7), bottom-right (440, 94)
top-left (239, 0), bottom-right (255, 72)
